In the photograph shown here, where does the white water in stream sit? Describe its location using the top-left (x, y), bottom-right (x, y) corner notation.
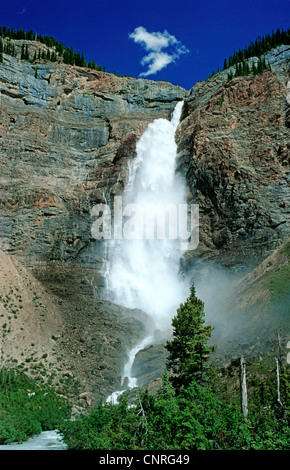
top-left (0, 430), bottom-right (67, 450)
top-left (105, 102), bottom-right (190, 403)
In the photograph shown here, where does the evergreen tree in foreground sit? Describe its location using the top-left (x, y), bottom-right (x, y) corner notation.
top-left (166, 284), bottom-right (214, 392)
top-left (58, 281), bottom-right (290, 450)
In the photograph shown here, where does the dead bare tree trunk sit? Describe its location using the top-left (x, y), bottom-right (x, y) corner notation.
top-left (275, 357), bottom-right (283, 407)
top-left (136, 391), bottom-right (149, 445)
top-left (240, 357), bottom-right (248, 418)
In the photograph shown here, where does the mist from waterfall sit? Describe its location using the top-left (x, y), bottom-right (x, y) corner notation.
top-left (104, 101), bottom-right (190, 400)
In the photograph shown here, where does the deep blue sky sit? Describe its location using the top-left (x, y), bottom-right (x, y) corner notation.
top-left (0, 0), bottom-right (289, 89)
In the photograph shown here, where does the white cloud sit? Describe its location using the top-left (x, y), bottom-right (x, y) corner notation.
top-left (129, 26), bottom-right (189, 77)
top-left (140, 52), bottom-right (174, 77)
top-left (129, 26), bottom-right (177, 52)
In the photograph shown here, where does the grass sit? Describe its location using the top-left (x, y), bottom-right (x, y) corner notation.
top-left (263, 241), bottom-right (290, 302)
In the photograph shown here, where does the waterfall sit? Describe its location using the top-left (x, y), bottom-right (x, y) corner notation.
top-left (104, 101), bottom-right (190, 402)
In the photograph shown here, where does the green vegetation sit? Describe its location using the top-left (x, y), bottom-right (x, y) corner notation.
top-left (1, 24), bottom-right (288, 82)
top-left (263, 241), bottom-right (290, 302)
top-left (166, 284), bottom-right (214, 391)
top-left (0, 38), bottom-right (3, 62)
top-left (59, 285), bottom-right (290, 450)
top-left (225, 27), bottom-right (289, 68)
top-left (0, 24), bottom-right (127, 75)
top-left (0, 285), bottom-right (289, 449)
top-left (208, 27), bottom-right (290, 80)
top-left (0, 24), bottom-right (101, 69)
top-left (0, 368), bottom-right (71, 444)
top-left (232, 55), bottom-right (271, 79)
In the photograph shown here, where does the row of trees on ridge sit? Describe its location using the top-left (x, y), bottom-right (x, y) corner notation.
top-left (208, 26), bottom-right (290, 80)
top-left (0, 25), bottom-right (120, 74)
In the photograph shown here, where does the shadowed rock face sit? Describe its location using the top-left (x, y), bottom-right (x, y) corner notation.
top-left (0, 42), bottom-right (289, 403)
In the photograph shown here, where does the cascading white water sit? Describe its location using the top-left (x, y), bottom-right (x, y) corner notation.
top-left (105, 101), bottom-right (190, 402)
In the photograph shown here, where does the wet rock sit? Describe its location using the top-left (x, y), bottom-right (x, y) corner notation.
top-left (132, 342), bottom-right (169, 388)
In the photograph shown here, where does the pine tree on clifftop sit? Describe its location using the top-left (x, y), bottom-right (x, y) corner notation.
top-left (0, 38), bottom-right (3, 62)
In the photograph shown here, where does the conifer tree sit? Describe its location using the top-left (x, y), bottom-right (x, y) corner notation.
top-left (166, 284), bottom-right (214, 392)
top-left (21, 43), bottom-right (25, 60)
top-left (0, 38), bottom-right (3, 62)
top-left (69, 47), bottom-right (75, 65)
top-left (80, 52), bottom-right (87, 67)
top-left (74, 51), bottom-right (81, 66)
top-left (25, 44), bottom-right (29, 60)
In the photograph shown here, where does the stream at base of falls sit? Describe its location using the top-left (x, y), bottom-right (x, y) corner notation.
top-left (0, 430), bottom-right (67, 450)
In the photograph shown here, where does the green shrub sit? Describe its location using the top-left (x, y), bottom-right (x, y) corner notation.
top-left (59, 285), bottom-right (290, 451)
top-left (0, 368), bottom-right (71, 444)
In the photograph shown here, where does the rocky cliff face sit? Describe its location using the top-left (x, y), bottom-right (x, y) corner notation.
top-left (0, 41), bottom-right (289, 406)
top-left (0, 45), bottom-right (185, 405)
top-left (170, 45), bottom-right (289, 373)
top-left (0, 52), bottom-right (185, 266)
top-left (176, 45), bottom-right (290, 269)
